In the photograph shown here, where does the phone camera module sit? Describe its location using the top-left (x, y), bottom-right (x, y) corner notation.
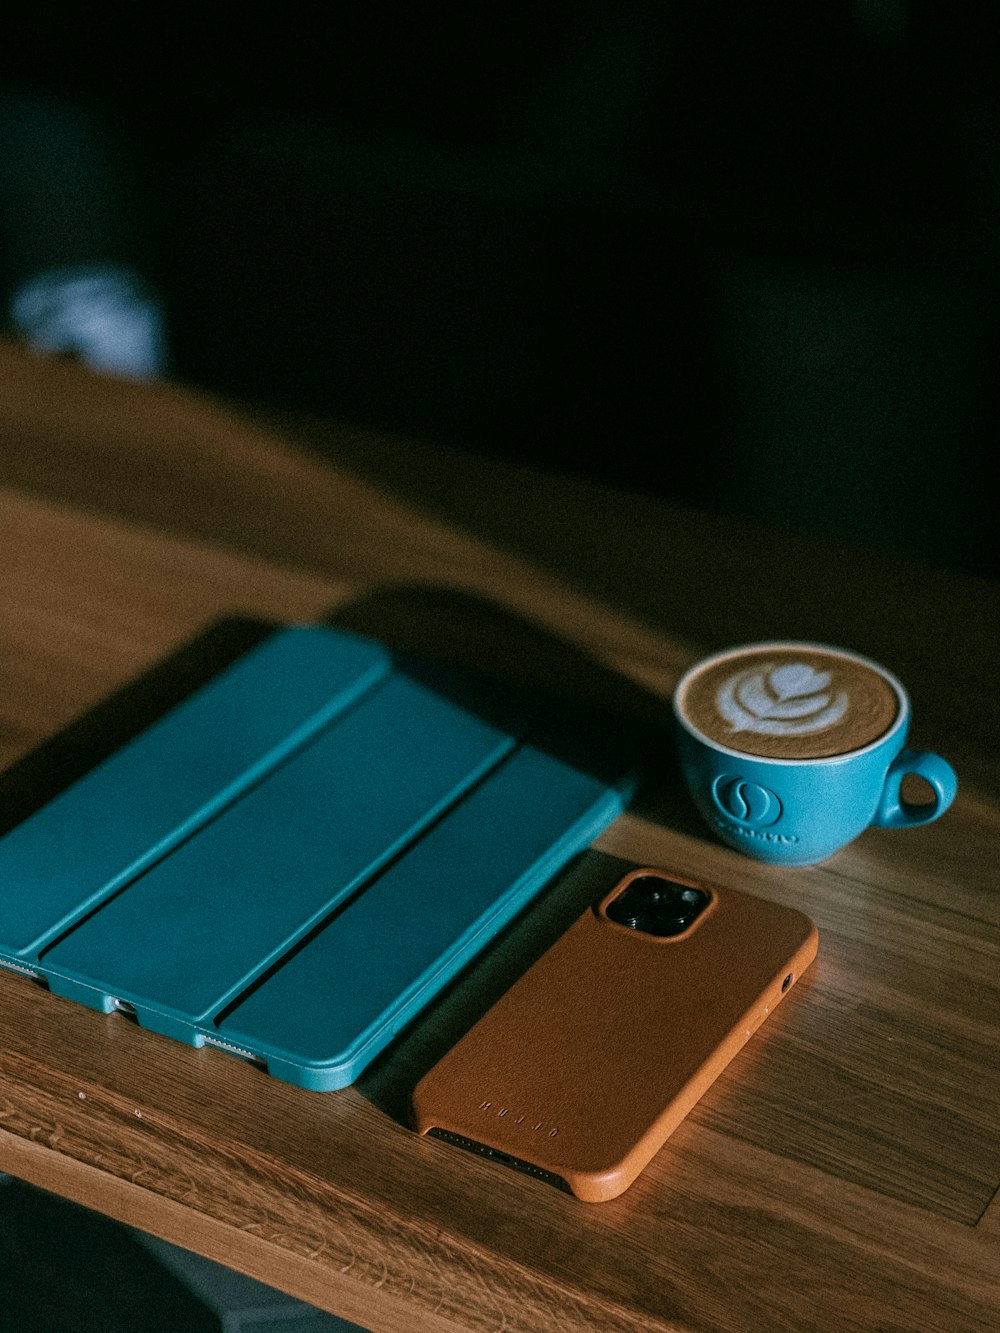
top-left (605, 876), bottom-right (710, 937)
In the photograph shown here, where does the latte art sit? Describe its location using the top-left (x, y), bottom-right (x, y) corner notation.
top-left (717, 662), bottom-right (848, 737)
top-left (676, 645), bottom-right (899, 759)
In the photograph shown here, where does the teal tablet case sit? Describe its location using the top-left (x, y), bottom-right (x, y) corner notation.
top-left (0, 625), bottom-right (634, 1090)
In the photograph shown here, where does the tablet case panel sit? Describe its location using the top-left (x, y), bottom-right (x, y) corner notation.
top-left (43, 674), bottom-right (515, 1020)
top-left (0, 624), bottom-right (635, 1090)
top-left (0, 626), bottom-right (389, 955)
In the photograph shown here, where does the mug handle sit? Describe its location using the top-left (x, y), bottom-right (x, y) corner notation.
top-left (872, 748), bottom-right (958, 829)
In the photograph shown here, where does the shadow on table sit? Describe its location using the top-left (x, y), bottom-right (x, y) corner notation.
top-left (0, 616), bottom-right (275, 838)
top-left (324, 581), bottom-right (692, 817)
top-left (0, 584), bottom-right (698, 837)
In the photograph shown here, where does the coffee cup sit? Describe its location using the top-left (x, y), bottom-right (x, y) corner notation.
top-left (672, 641), bottom-right (957, 866)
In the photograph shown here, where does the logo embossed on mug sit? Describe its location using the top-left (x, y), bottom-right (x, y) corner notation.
top-left (713, 775), bottom-right (782, 826)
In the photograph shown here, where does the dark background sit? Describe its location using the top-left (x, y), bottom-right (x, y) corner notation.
top-left (0, 11), bottom-right (996, 1324)
top-left (1, 2), bottom-right (997, 578)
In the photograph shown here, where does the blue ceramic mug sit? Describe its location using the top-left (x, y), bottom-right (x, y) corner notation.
top-left (673, 642), bottom-right (957, 867)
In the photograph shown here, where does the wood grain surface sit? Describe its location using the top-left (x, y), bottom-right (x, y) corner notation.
top-left (0, 342), bottom-right (997, 1332)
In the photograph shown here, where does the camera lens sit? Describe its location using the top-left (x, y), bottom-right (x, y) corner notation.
top-left (628, 877), bottom-right (673, 904)
top-left (605, 877), bottom-right (710, 936)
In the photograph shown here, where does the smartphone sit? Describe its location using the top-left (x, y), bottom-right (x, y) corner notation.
top-left (411, 866), bottom-right (818, 1202)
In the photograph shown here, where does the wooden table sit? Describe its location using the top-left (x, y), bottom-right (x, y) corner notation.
top-left (1, 342), bottom-right (997, 1332)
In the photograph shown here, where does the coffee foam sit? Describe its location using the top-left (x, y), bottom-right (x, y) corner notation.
top-left (676, 645), bottom-right (900, 759)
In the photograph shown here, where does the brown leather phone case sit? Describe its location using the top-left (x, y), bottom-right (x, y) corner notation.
top-left (411, 867), bottom-right (818, 1202)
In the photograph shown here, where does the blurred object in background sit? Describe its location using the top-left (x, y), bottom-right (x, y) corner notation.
top-left (0, 6), bottom-right (995, 578)
top-left (0, 87), bottom-right (167, 378)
